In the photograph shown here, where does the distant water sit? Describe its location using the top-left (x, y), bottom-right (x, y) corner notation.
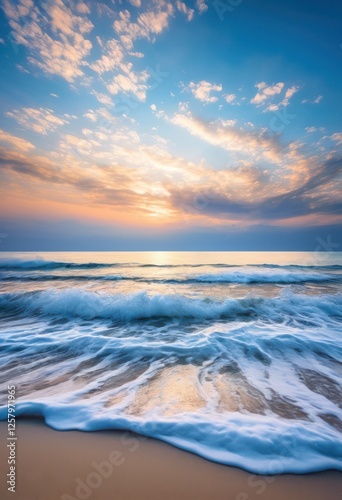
top-left (0, 252), bottom-right (342, 474)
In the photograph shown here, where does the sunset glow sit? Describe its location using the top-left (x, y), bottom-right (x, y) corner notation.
top-left (0, 0), bottom-right (341, 250)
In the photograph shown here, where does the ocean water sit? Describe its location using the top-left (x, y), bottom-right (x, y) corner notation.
top-left (0, 251), bottom-right (342, 474)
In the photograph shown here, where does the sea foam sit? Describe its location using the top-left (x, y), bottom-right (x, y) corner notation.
top-left (1, 288), bottom-right (341, 323)
top-left (1, 254), bottom-right (341, 475)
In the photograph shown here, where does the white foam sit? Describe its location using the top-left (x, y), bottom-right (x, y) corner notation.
top-left (0, 401), bottom-right (341, 474)
top-left (1, 288), bottom-right (341, 324)
top-left (1, 272), bottom-right (341, 475)
top-left (193, 268), bottom-right (338, 283)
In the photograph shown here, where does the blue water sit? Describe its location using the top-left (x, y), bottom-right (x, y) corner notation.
top-left (0, 252), bottom-right (341, 473)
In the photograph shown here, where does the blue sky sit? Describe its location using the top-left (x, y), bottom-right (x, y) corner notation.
top-left (0, 0), bottom-right (341, 250)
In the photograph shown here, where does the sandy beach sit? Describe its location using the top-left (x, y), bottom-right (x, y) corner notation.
top-left (0, 419), bottom-right (341, 500)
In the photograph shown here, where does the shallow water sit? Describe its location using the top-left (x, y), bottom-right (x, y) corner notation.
top-left (0, 252), bottom-right (341, 473)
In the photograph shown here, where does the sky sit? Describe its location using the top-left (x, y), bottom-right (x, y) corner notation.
top-left (0, 0), bottom-right (341, 251)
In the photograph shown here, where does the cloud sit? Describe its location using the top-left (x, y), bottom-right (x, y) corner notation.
top-left (251, 82), bottom-right (300, 112)
top-left (96, 3), bottom-right (115, 18)
top-left (75, 2), bottom-right (90, 14)
top-left (129, 51), bottom-right (144, 58)
top-left (186, 80), bottom-right (223, 103)
top-left (219, 119), bottom-right (237, 127)
top-left (224, 93), bottom-right (236, 103)
top-left (196, 0), bottom-right (208, 14)
top-left (91, 91), bottom-right (113, 107)
top-left (113, 4), bottom-right (174, 50)
top-left (0, 134), bottom-right (179, 219)
top-left (302, 95), bottom-right (323, 105)
top-left (90, 3), bottom-right (179, 102)
top-left (1, 114), bottom-right (341, 228)
top-left (330, 133), bottom-right (342, 145)
top-left (0, 129), bottom-right (35, 151)
top-left (82, 108), bottom-right (118, 128)
top-left (6, 107), bottom-right (68, 135)
top-left (90, 39), bottom-right (124, 74)
top-left (2, 0), bottom-right (194, 107)
top-left (128, 0), bottom-right (141, 7)
top-left (265, 85), bottom-right (300, 112)
top-left (90, 36), bottom-right (151, 102)
top-left (16, 64), bottom-right (29, 74)
top-left (2, 0), bottom-right (93, 82)
top-left (169, 111), bottom-right (282, 162)
top-left (107, 69), bottom-right (150, 102)
top-left (0, 147), bottom-right (63, 185)
top-left (176, 1), bottom-right (194, 21)
top-left (83, 109), bottom-right (97, 122)
top-left (169, 157), bottom-right (342, 224)
top-left (251, 82), bottom-right (284, 106)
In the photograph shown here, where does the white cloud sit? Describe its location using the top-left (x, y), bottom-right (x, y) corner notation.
top-left (129, 51), bottom-right (144, 58)
top-left (150, 104), bottom-right (157, 111)
top-left (178, 101), bottom-right (189, 112)
top-left (302, 95), bottom-right (323, 105)
top-left (250, 82), bottom-right (300, 112)
top-left (113, 4), bottom-right (174, 50)
top-left (265, 85), bottom-right (300, 112)
top-left (90, 39), bottom-right (124, 74)
top-left (218, 119), bottom-right (237, 127)
top-left (224, 93), bottom-right (236, 103)
top-left (82, 108), bottom-right (117, 127)
top-left (330, 133), bottom-right (342, 145)
top-left (128, 0), bottom-right (141, 6)
top-left (3, 0), bottom-right (93, 82)
top-left (196, 0), bottom-right (208, 14)
top-left (187, 80), bottom-right (223, 103)
top-left (251, 82), bottom-right (284, 106)
top-left (6, 107), bottom-right (68, 135)
top-left (75, 3), bottom-right (91, 15)
top-left (107, 69), bottom-right (150, 102)
top-left (83, 110), bottom-right (97, 122)
top-left (176, 1), bottom-right (194, 21)
top-left (16, 64), bottom-right (29, 74)
top-left (91, 91), bottom-right (113, 107)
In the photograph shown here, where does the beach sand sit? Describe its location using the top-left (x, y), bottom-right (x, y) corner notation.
top-left (0, 419), bottom-right (341, 500)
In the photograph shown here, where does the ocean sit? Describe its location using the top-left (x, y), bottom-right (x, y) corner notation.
top-left (0, 251), bottom-right (341, 474)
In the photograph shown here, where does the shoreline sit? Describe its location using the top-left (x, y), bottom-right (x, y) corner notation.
top-left (1, 420), bottom-right (341, 500)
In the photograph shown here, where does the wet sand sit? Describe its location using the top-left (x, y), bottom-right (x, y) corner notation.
top-left (0, 419), bottom-right (341, 500)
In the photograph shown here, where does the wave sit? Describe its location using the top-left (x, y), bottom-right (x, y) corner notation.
top-left (0, 288), bottom-right (341, 323)
top-left (0, 403), bottom-right (340, 474)
top-left (0, 273), bottom-right (127, 282)
top-left (0, 258), bottom-right (114, 271)
top-left (191, 270), bottom-right (340, 284)
top-left (1, 257), bottom-right (341, 272)
top-left (0, 271), bottom-right (340, 285)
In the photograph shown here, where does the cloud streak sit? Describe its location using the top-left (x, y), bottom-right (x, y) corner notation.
top-left (6, 107), bottom-right (68, 135)
top-left (0, 129), bottom-right (35, 151)
top-left (168, 111), bottom-right (283, 162)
